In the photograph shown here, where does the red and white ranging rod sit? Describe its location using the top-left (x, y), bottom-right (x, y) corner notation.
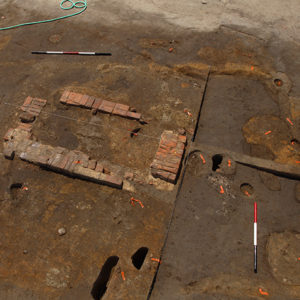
top-left (254, 202), bottom-right (257, 273)
top-left (32, 51), bottom-right (112, 56)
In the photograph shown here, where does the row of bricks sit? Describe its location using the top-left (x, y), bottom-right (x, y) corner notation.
top-left (3, 126), bottom-right (123, 188)
top-left (18, 144), bottom-right (123, 189)
top-left (20, 96), bottom-right (47, 116)
top-left (60, 90), bottom-right (141, 120)
top-left (151, 130), bottom-right (186, 184)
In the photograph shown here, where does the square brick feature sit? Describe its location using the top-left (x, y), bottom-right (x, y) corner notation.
top-left (112, 103), bottom-right (129, 117)
top-left (99, 100), bottom-right (116, 114)
top-left (150, 130), bottom-right (187, 184)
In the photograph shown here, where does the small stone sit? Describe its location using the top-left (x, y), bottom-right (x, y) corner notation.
top-left (20, 112), bottom-right (35, 123)
top-left (129, 107), bottom-right (137, 112)
top-left (23, 250), bottom-right (28, 254)
top-left (1, 16), bottom-right (5, 19)
top-left (58, 227), bottom-right (66, 236)
top-left (202, 0), bottom-right (207, 3)
top-left (91, 108), bottom-right (97, 115)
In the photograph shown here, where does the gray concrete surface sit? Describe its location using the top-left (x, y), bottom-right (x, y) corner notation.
top-left (3, 0), bottom-right (300, 44)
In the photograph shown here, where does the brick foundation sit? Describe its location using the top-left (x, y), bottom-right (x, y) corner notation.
top-left (151, 130), bottom-right (186, 183)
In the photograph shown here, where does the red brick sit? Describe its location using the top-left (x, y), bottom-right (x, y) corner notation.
top-left (112, 103), bottom-right (129, 117)
top-left (168, 173), bottom-right (177, 182)
top-left (80, 95), bottom-right (89, 107)
top-left (55, 154), bottom-right (69, 170)
top-left (170, 148), bottom-right (184, 155)
top-left (178, 135), bottom-right (187, 144)
top-left (88, 159), bottom-right (97, 170)
top-left (36, 155), bottom-right (50, 165)
top-left (176, 143), bottom-right (185, 151)
top-left (126, 111), bottom-right (141, 120)
top-left (23, 96), bottom-right (33, 107)
top-left (27, 108), bottom-right (41, 116)
top-left (155, 159), bottom-right (180, 169)
top-left (99, 100), bottom-right (115, 114)
top-left (4, 128), bottom-right (14, 141)
top-left (67, 92), bottom-right (81, 105)
top-left (100, 174), bottom-right (123, 189)
top-left (85, 96), bottom-right (95, 109)
top-left (17, 123), bottom-right (32, 132)
top-left (60, 90), bottom-right (70, 103)
top-left (64, 152), bottom-right (79, 173)
top-left (95, 162), bottom-right (104, 173)
top-left (152, 170), bottom-right (176, 183)
top-left (153, 163), bottom-right (178, 174)
top-left (92, 98), bottom-right (103, 110)
top-left (162, 140), bottom-right (177, 148)
top-left (32, 98), bottom-right (47, 107)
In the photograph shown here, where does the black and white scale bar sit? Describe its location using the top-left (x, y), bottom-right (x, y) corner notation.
top-left (32, 51), bottom-right (111, 56)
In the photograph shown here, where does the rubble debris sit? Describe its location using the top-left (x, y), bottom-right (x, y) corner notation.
top-left (151, 130), bottom-right (186, 183)
top-left (60, 90), bottom-right (142, 121)
top-left (20, 96), bottom-right (47, 116)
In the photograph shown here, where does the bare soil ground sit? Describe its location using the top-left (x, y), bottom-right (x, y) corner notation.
top-left (0, 2), bottom-right (300, 300)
